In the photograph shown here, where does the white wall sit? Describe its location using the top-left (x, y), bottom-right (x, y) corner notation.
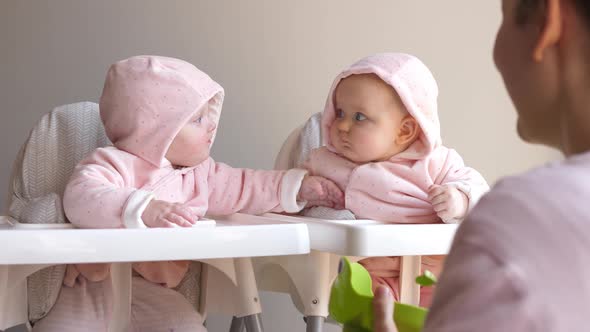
top-left (0, 1), bottom-right (556, 331)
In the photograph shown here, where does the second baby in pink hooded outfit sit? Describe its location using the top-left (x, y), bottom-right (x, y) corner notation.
top-left (303, 53), bottom-right (489, 307)
top-left (33, 56), bottom-right (343, 332)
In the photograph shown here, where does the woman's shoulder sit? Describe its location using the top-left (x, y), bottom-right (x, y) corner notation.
top-left (493, 152), bottom-right (590, 197)
top-left (460, 153), bottom-right (590, 254)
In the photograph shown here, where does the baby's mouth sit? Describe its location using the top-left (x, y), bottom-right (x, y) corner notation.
top-left (340, 140), bottom-right (351, 149)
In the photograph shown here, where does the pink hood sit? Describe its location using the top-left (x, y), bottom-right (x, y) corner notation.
top-left (322, 53), bottom-right (441, 160)
top-left (99, 55), bottom-right (224, 167)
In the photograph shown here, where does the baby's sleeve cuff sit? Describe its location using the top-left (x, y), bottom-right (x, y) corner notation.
top-left (280, 169), bottom-right (309, 213)
top-left (123, 189), bottom-right (154, 228)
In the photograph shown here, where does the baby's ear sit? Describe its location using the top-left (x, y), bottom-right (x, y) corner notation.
top-left (396, 116), bottom-right (420, 146)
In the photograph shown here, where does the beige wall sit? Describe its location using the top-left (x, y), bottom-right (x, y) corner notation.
top-left (0, 1), bottom-right (556, 331)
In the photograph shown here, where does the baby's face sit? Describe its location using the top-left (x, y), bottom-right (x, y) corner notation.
top-left (166, 106), bottom-right (216, 167)
top-left (330, 74), bottom-right (410, 163)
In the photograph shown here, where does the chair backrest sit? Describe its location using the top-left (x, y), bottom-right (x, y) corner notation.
top-left (8, 101), bottom-right (110, 225)
top-left (6, 102), bottom-right (110, 322)
top-left (274, 112), bottom-right (323, 170)
top-left (274, 112), bottom-right (356, 220)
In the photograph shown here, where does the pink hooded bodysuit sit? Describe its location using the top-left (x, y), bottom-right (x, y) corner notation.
top-left (304, 53), bottom-right (489, 306)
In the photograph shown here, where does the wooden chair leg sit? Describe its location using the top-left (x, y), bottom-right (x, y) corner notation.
top-left (399, 256), bottom-right (421, 306)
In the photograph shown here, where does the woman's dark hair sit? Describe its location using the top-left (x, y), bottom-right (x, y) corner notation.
top-left (516, 0), bottom-right (590, 26)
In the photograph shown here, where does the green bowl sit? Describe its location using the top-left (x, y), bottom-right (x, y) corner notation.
top-left (329, 257), bottom-right (431, 332)
top-left (393, 302), bottom-right (428, 332)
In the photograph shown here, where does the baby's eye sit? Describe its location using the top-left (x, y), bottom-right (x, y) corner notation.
top-left (336, 109), bottom-right (345, 118)
top-left (355, 113), bottom-right (367, 121)
top-left (194, 116), bottom-right (203, 124)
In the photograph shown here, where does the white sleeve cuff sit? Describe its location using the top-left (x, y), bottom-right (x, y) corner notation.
top-left (280, 168), bottom-right (309, 213)
top-left (123, 189), bottom-right (154, 228)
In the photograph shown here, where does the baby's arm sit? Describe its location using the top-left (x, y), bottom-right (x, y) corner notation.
top-left (64, 148), bottom-right (142, 229)
top-left (64, 148), bottom-right (195, 229)
top-left (205, 160), bottom-right (343, 216)
top-left (429, 149), bottom-right (489, 223)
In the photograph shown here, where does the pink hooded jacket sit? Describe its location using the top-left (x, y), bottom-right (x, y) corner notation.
top-left (63, 56), bottom-right (307, 287)
top-left (305, 53), bottom-right (489, 224)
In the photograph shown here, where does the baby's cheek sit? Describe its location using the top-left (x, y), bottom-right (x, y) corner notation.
top-left (329, 127), bottom-right (340, 142)
top-left (355, 131), bottom-right (380, 149)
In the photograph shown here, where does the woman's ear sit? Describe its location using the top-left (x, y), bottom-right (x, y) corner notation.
top-left (533, 0), bottom-right (563, 62)
top-left (395, 116), bottom-right (420, 146)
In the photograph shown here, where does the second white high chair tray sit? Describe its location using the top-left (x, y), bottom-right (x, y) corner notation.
top-left (263, 213), bottom-right (458, 256)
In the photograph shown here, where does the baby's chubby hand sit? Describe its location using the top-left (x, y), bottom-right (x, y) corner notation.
top-left (141, 199), bottom-right (199, 228)
top-left (428, 184), bottom-right (468, 223)
top-left (298, 175), bottom-right (345, 210)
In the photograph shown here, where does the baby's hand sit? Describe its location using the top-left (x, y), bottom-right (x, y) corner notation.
top-left (298, 175), bottom-right (344, 210)
top-left (428, 185), bottom-right (468, 223)
top-left (141, 199), bottom-right (198, 228)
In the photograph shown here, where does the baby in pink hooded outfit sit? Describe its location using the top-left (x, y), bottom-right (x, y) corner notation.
top-left (303, 53), bottom-right (489, 307)
top-left (33, 56), bottom-right (343, 332)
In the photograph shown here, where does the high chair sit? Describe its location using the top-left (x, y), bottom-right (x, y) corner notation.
top-left (0, 102), bottom-right (310, 332)
top-left (253, 113), bottom-right (459, 332)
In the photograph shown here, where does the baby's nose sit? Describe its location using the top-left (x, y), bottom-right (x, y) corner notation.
top-left (337, 120), bottom-right (351, 132)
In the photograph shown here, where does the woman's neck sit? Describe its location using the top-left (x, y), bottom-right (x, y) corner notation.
top-left (556, 14), bottom-right (590, 157)
top-left (560, 95), bottom-right (590, 157)
top-left (559, 46), bottom-right (590, 157)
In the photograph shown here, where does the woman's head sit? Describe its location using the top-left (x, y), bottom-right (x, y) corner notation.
top-left (494, 0), bottom-right (590, 154)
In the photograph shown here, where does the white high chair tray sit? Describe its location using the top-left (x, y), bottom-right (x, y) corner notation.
top-left (0, 214), bottom-right (310, 264)
top-left (263, 213), bottom-right (458, 257)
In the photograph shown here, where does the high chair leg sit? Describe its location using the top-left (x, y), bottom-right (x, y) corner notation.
top-left (305, 316), bottom-right (325, 332)
top-left (202, 258), bottom-right (264, 331)
top-left (259, 250), bottom-right (333, 317)
top-left (109, 263), bottom-right (132, 332)
top-left (0, 264), bottom-right (51, 330)
top-left (229, 316), bottom-right (245, 332)
top-left (229, 314), bottom-right (263, 332)
top-left (399, 256), bottom-right (421, 306)
top-left (203, 258), bottom-right (262, 318)
top-left (243, 313), bottom-right (264, 332)
top-left (233, 258), bottom-right (262, 318)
